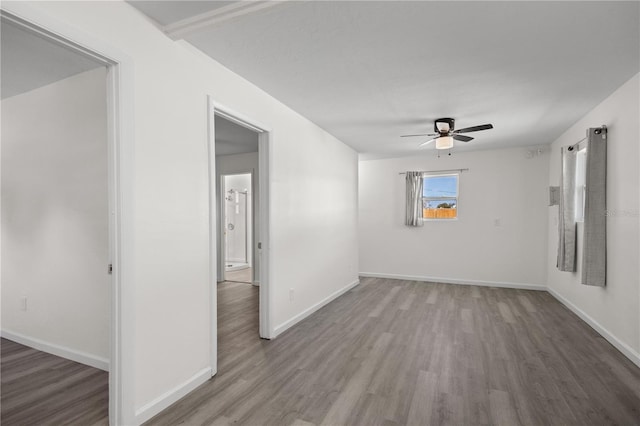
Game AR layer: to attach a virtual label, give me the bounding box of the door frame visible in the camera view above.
[0,5,135,425]
[207,98,272,376]
[220,171,255,282]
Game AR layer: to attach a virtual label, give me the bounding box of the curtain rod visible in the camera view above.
[567,137,587,152]
[398,168,469,175]
[567,125,607,151]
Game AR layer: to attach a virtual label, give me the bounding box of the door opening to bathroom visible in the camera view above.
[222,173,253,284]
[211,106,271,378]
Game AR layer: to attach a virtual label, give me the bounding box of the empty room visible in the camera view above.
[1,13,112,424]
[0,1,638,426]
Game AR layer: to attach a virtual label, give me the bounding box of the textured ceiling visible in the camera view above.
[128,1,235,26]
[1,18,103,99]
[215,115,259,156]
[135,2,639,158]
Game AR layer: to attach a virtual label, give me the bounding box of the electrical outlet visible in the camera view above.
[289,288,295,301]
[20,296,27,311]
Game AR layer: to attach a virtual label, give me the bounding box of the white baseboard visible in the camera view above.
[359,272,546,291]
[1,329,109,371]
[273,278,360,338]
[135,367,212,425]
[360,273,640,367]
[547,288,640,368]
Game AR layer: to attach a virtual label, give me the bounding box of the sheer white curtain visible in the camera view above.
[557,147,577,271]
[557,127,607,286]
[405,172,423,227]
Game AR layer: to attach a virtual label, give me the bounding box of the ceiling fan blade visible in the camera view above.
[418,138,437,147]
[453,134,474,142]
[401,133,438,138]
[454,124,493,133]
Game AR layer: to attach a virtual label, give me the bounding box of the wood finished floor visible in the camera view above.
[147,277,640,426]
[0,338,108,426]
[225,267,253,284]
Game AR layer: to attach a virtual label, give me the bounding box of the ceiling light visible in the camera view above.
[435,136,454,150]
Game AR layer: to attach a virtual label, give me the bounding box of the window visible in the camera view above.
[575,148,587,222]
[422,173,459,220]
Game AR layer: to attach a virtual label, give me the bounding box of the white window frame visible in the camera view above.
[422,172,460,221]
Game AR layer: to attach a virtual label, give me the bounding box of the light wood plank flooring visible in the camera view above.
[1,338,108,425]
[225,267,253,284]
[147,277,640,425]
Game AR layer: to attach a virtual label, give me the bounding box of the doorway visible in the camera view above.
[208,100,272,376]
[1,14,110,425]
[222,173,254,284]
[0,8,131,425]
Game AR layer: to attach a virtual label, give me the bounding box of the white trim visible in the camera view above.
[207,100,273,381]
[273,279,360,338]
[0,4,136,425]
[258,130,272,339]
[134,367,212,425]
[215,109,266,134]
[212,101,271,134]
[1,330,109,371]
[163,1,288,40]
[359,272,546,291]
[217,169,225,283]
[225,263,251,272]
[206,98,218,378]
[547,288,640,368]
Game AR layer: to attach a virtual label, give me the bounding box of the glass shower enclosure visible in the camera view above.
[223,173,252,273]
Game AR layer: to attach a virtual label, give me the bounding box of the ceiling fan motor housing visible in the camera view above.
[435,117,455,133]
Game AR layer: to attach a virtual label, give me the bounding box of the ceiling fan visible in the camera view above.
[401,118,493,149]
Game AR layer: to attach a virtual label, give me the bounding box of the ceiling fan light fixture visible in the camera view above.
[436,136,454,150]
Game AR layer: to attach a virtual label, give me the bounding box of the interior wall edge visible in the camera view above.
[547,288,640,368]
[358,272,547,291]
[272,278,360,338]
[0,329,109,371]
[134,366,212,425]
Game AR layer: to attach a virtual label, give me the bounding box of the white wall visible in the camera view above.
[1,68,109,365]
[546,73,639,361]
[359,146,549,288]
[216,152,259,282]
[4,2,359,422]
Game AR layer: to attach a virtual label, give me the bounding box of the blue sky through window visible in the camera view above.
[423,175,457,198]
